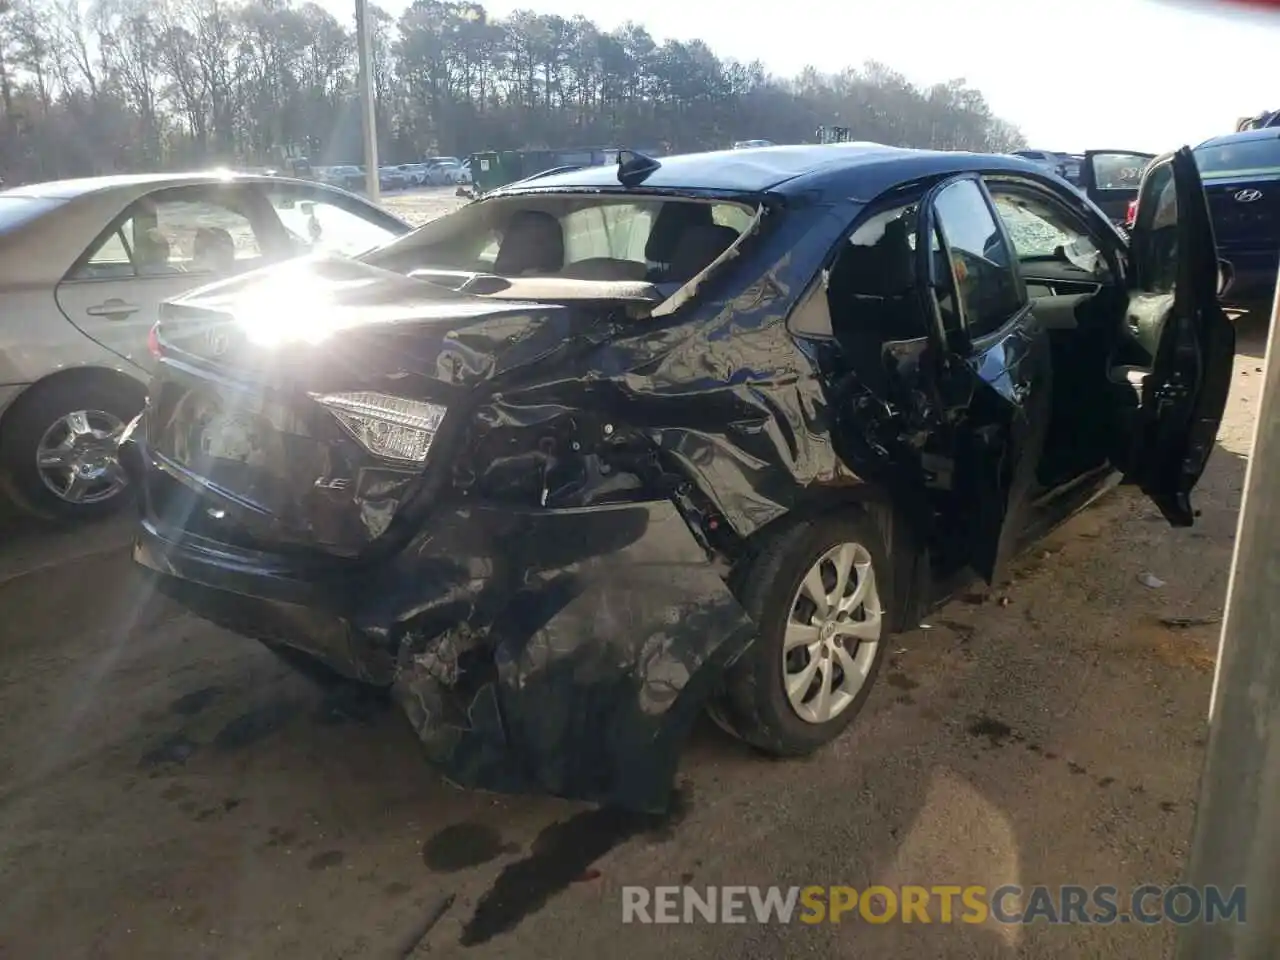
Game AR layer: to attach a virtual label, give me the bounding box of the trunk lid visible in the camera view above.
[143,256,655,560]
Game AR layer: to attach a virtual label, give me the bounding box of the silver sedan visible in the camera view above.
[0,172,411,522]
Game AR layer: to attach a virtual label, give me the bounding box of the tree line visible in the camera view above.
[0,0,1027,184]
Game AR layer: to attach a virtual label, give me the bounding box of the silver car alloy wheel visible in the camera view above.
[783,541,883,724]
[35,409,129,505]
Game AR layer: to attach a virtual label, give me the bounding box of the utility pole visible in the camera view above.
[355,0,380,202]
[1175,289,1280,959]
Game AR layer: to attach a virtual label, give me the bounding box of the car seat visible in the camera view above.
[135,229,172,275]
[192,226,236,274]
[668,224,740,282]
[827,218,919,341]
[494,210,564,275]
[645,203,714,279]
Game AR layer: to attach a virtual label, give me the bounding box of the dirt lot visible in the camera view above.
[0,194,1267,957]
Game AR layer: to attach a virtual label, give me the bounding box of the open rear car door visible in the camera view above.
[912,175,1051,584]
[1080,149,1157,225]
[1117,147,1236,525]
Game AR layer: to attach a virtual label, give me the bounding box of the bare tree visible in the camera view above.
[0,0,1026,183]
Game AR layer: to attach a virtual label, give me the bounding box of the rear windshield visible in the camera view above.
[1194,137,1280,178]
[367,193,756,285]
[0,195,64,234]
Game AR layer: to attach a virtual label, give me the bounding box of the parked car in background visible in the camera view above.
[1188,127,1280,312]
[1075,149,1156,226]
[378,166,408,191]
[733,139,775,149]
[1058,154,1083,185]
[321,165,364,192]
[0,173,411,521]
[1235,109,1280,133]
[398,163,430,186]
[123,142,1232,812]
[1011,149,1071,176]
[424,157,465,185]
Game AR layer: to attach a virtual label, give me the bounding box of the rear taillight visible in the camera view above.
[309,391,447,463]
[1124,199,1138,229]
[147,323,162,359]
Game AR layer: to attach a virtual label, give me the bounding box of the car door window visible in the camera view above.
[819,202,927,341]
[1091,154,1150,190]
[932,179,1024,338]
[988,189,1111,280]
[150,198,263,274]
[77,228,136,280]
[266,188,401,258]
[72,192,267,281]
[1133,162,1179,294]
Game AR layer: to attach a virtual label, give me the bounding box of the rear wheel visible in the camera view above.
[714,511,892,756]
[0,376,143,523]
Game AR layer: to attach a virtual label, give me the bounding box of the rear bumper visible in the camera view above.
[124,427,756,811]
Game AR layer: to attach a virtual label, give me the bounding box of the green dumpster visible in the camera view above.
[468,151,509,194]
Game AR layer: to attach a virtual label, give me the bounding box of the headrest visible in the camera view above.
[494,210,564,275]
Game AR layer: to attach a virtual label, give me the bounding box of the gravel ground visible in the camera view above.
[0,187,1266,957]
[382,187,470,226]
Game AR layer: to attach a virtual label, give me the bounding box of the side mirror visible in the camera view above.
[1217,258,1234,298]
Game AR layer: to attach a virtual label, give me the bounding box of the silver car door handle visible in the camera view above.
[85,299,140,318]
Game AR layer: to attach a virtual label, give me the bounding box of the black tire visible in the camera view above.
[0,375,144,523]
[714,510,893,756]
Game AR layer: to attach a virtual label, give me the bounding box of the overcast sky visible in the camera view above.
[316,0,1280,153]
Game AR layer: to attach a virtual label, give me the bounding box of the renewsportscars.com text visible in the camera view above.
[621,884,1247,925]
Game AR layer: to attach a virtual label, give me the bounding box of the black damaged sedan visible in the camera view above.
[121,143,1234,812]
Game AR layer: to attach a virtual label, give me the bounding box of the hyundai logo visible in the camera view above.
[1234,189,1263,203]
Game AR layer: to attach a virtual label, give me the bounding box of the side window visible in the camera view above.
[1091,153,1150,190]
[268,189,400,258]
[932,179,1024,338]
[73,192,268,281]
[822,202,926,341]
[930,225,961,332]
[1133,162,1178,294]
[145,198,264,275]
[989,189,1111,280]
[76,228,135,280]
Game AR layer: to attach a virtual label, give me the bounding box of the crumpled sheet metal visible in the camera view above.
[162,193,925,812]
[381,501,756,813]
[371,196,932,811]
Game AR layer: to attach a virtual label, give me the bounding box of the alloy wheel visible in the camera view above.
[783,542,883,724]
[35,409,129,505]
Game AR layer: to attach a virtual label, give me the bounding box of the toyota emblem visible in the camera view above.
[1234,188,1263,203]
[203,328,230,357]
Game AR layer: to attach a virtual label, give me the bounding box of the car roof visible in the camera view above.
[1196,128,1280,150]
[495,142,1048,199]
[2,171,307,200]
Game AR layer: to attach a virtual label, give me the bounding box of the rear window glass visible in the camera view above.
[370,195,755,285]
[0,196,64,234]
[1194,138,1280,178]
